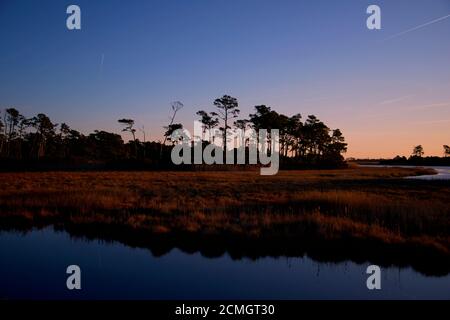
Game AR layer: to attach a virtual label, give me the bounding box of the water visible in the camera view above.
[362,165,450,180]
[1,228,450,300]
[405,166,450,180]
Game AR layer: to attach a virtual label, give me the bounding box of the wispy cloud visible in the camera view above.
[410,119,450,125]
[414,102,450,110]
[379,95,414,105]
[384,13,450,41]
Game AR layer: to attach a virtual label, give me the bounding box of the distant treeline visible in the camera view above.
[379,145,450,166]
[352,145,450,166]
[380,156,450,166]
[0,95,348,171]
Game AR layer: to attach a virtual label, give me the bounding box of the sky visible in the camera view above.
[0,0,449,158]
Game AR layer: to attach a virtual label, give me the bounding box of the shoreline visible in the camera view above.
[1,166,449,275]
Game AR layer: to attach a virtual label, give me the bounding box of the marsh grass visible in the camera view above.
[1,167,449,259]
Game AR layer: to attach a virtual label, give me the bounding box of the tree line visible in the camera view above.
[0,95,348,170]
[412,145,450,158]
[379,144,450,166]
[196,96,347,166]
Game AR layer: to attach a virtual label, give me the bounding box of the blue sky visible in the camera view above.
[1,0,449,157]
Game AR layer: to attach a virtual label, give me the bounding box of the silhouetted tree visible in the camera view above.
[2,108,22,157]
[0,110,4,156]
[118,119,136,141]
[412,145,424,157]
[88,130,125,160]
[58,123,72,159]
[118,119,137,158]
[60,123,71,137]
[287,114,302,157]
[197,110,219,143]
[444,145,450,157]
[234,119,250,148]
[324,129,348,163]
[0,101,352,169]
[12,114,29,159]
[161,101,184,157]
[27,113,57,159]
[139,126,147,158]
[246,106,347,165]
[234,119,249,130]
[212,95,240,151]
[5,108,20,141]
[164,123,184,145]
[249,105,276,153]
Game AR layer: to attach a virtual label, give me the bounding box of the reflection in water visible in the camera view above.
[1,228,450,300]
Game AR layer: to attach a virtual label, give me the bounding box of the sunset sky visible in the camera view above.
[0,0,449,158]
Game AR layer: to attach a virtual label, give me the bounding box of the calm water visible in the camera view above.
[405,166,450,180]
[1,228,450,300]
[362,165,450,180]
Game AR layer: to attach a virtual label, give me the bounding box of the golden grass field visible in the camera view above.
[1,166,450,269]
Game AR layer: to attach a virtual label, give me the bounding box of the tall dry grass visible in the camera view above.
[0,167,449,254]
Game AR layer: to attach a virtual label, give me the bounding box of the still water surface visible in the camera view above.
[1,228,450,300]
[405,166,450,180]
[362,165,450,180]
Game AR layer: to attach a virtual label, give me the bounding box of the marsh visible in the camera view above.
[1,166,449,274]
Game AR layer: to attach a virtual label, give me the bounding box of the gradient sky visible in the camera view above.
[0,0,449,158]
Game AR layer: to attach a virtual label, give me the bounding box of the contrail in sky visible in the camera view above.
[99,53,105,75]
[379,94,414,105]
[384,13,450,41]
